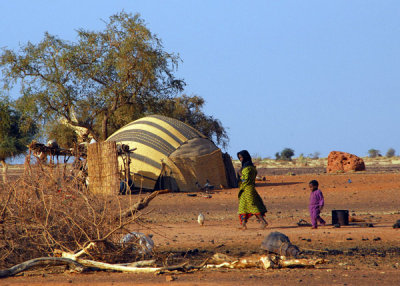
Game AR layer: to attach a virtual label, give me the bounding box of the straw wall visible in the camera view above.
[87,141,120,195]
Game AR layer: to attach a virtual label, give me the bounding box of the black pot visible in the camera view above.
[332,210,349,226]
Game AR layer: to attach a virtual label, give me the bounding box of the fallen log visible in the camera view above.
[72,258,162,273]
[117,260,156,267]
[279,257,326,268]
[207,253,328,270]
[156,258,210,274]
[58,244,162,273]
[0,252,328,277]
[0,257,83,278]
[0,257,162,277]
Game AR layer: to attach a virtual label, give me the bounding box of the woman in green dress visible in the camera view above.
[237,150,268,230]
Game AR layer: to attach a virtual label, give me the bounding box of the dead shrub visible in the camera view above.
[0,162,145,268]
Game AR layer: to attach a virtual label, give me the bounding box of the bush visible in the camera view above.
[280,148,295,161]
[368,149,381,158]
[386,148,395,158]
[0,162,144,268]
[297,154,307,166]
[308,152,320,159]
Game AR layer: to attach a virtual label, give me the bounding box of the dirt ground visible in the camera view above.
[2,169,400,285]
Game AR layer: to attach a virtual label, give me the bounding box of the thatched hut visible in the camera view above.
[106,115,236,192]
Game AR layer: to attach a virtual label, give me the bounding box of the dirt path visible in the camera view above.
[3,172,400,285]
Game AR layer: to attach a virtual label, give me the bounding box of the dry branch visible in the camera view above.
[70,258,162,273]
[279,257,327,268]
[117,260,156,267]
[0,186,15,223]
[0,250,328,278]
[206,253,328,270]
[0,257,83,278]
[119,189,170,220]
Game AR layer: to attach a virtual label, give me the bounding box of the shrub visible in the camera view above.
[368,149,381,158]
[308,152,320,159]
[297,154,307,166]
[386,148,395,158]
[0,162,145,268]
[280,148,295,161]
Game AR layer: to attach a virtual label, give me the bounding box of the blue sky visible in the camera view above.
[1,1,399,159]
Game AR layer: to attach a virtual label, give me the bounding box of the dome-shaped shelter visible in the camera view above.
[106,115,232,192]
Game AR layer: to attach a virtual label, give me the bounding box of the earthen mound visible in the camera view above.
[327,151,365,173]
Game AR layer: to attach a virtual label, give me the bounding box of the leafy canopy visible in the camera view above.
[385,148,395,158]
[368,149,380,158]
[275,148,295,161]
[1,12,227,147]
[0,96,37,162]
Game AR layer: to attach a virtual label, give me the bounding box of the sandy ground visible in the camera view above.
[2,171,400,285]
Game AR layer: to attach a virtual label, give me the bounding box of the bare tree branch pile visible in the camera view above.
[0,161,168,269]
[0,245,328,278]
[206,253,327,270]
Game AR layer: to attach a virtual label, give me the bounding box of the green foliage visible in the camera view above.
[275,152,281,160]
[278,148,295,161]
[1,11,226,146]
[47,123,78,149]
[368,149,381,158]
[386,148,395,158]
[0,96,37,161]
[0,12,227,146]
[107,94,228,148]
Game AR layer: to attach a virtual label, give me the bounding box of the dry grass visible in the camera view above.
[232,156,400,169]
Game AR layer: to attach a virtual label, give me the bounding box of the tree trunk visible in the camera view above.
[101,114,109,141]
[0,160,8,184]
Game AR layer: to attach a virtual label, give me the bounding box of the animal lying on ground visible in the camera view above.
[260,231,300,257]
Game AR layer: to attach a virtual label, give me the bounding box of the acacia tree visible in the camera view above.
[386,148,395,158]
[368,149,380,158]
[0,12,186,142]
[0,96,37,183]
[276,148,295,161]
[162,95,228,148]
[107,94,228,148]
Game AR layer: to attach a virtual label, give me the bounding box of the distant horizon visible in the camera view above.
[6,147,399,166]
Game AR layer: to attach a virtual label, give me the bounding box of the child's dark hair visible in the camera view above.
[309,180,319,187]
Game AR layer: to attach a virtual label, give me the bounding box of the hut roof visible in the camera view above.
[106,115,218,190]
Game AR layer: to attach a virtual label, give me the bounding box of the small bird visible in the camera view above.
[198,213,205,226]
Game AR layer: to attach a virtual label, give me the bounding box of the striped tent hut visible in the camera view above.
[106,115,232,192]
